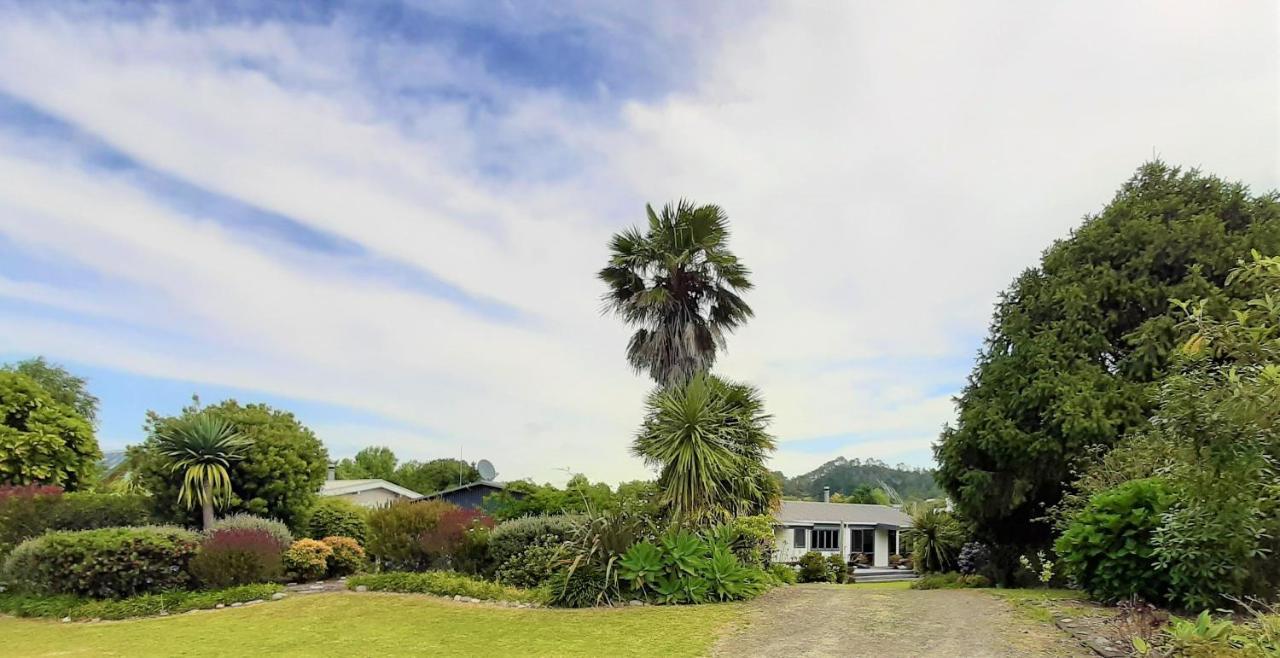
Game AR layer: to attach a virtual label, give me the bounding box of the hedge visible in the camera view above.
[347,571,547,604]
[0,489,151,557]
[2,526,200,598]
[0,583,283,620]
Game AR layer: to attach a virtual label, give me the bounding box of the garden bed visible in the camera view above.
[0,583,284,621]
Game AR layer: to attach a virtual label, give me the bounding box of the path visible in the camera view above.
[711,584,1090,658]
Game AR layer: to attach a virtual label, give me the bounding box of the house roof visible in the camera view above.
[319,479,424,500]
[423,480,508,498]
[774,500,912,528]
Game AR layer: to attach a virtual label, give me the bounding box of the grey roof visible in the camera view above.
[320,479,424,500]
[422,480,508,498]
[774,500,912,528]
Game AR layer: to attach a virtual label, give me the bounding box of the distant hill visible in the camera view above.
[778,457,943,502]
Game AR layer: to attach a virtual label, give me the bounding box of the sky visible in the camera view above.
[0,1,1276,486]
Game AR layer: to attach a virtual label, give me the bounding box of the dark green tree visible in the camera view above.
[132,399,328,531]
[935,162,1280,576]
[0,372,100,490]
[599,200,753,386]
[335,446,398,481]
[3,357,99,427]
[392,458,480,495]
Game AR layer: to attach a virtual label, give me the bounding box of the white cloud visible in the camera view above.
[0,1,1274,483]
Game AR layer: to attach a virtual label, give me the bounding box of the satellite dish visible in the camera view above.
[476,459,497,481]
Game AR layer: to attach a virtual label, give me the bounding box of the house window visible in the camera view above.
[812,528,838,551]
[793,527,806,549]
[850,528,874,556]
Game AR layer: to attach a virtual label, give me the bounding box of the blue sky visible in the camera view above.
[0,1,1275,483]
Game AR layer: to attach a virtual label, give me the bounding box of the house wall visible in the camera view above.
[327,488,404,508]
[774,525,896,567]
[874,527,890,567]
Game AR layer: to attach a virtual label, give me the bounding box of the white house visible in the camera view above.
[772,499,912,567]
[318,466,424,508]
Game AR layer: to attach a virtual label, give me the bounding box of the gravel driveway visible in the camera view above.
[711,584,1090,658]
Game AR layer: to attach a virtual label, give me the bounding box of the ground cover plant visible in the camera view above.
[0,583,282,620]
[347,571,546,604]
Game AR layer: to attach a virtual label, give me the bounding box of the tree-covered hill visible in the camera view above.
[778,457,942,502]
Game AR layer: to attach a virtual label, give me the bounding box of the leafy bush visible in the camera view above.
[495,540,563,589]
[2,526,199,598]
[550,508,653,607]
[189,528,286,588]
[420,506,494,574]
[613,528,770,606]
[487,514,580,567]
[957,542,991,576]
[909,572,991,590]
[210,514,293,547]
[365,499,451,571]
[283,538,332,581]
[0,488,150,558]
[306,497,368,544]
[321,536,365,576]
[768,563,797,584]
[1055,478,1169,603]
[907,505,966,573]
[797,551,832,583]
[346,571,546,604]
[0,583,282,620]
[725,515,776,568]
[826,554,849,583]
[0,372,100,490]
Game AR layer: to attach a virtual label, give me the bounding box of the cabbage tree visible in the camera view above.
[154,413,250,530]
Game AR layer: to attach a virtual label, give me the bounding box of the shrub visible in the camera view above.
[487,514,579,567]
[910,572,992,590]
[826,554,849,583]
[0,372,99,490]
[321,536,365,576]
[419,507,494,574]
[189,528,286,588]
[726,515,776,568]
[0,488,150,558]
[957,542,991,576]
[1055,478,1169,604]
[906,505,965,573]
[2,526,199,598]
[550,508,652,607]
[306,498,368,544]
[0,584,282,620]
[347,571,546,604]
[209,514,293,547]
[494,539,563,589]
[797,551,832,583]
[768,563,797,585]
[283,538,332,581]
[365,499,452,571]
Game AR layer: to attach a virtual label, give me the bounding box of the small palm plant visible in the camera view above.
[906,503,965,573]
[154,413,251,530]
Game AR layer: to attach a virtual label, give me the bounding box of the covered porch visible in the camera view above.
[772,522,906,567]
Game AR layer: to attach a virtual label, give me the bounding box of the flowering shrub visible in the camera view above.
[189,528,287,588]
[2,526,200,598]
[321,536,365,576]
[957,542,991,576]
[284,539,332,581]
[209,514,293,548]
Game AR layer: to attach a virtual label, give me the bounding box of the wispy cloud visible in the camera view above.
[0,1,1274,482]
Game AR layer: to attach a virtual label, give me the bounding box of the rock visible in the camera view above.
[453,595,463,601]
[215,604,225,609]
[90,618,101,623]
[468,597,481,603]
[247,599,264,605]
[309,585,324,590]
[271,593,287,601]
[629,600,645,607]
[61,617,71,623]
[159,611,169,616]
[1060,618,1073,624]
[286,582,297,586]
[355,585,368,593]
[230,602,243,608]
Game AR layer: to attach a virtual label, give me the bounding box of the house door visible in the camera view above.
[848,528,874,565]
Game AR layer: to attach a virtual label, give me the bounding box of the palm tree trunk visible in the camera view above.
[202,497,215,531]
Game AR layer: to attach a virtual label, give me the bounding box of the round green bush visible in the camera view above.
[0,490,152,559]
[1055,478,1170,604]
[796,551,832,583]
[320,536,365,577]
[284,538,332,581]
[210,514,293,547]
[2,526,200,598]
[307,498,368,544]
[494,539,563,588]
[768,563,797,584]
[487,514,579,567]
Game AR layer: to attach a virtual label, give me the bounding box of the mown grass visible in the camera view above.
[988,588,1094,624]
[0,591,746,657]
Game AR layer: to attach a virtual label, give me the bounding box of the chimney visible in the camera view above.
[823,486,830,503]
[327,462,336,481]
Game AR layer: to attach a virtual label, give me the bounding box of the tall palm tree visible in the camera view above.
[632,373,777,523]
[599,201,754,387]
[154,413,251,530]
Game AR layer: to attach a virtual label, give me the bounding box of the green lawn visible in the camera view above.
[1,592,746,657]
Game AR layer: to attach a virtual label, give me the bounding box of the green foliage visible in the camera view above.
[495,541,563,589]
[152,411,251,529]
[713,514,775,568]
[796,551,833,583]
[210,513,293,548]
[3,526,200,598]
[907,505,965,573]
[768,563,797,584]
[485,477,656,521]
[334,446,397,481]
[306,497,368,544]
[320,536,365,577]
[393,459,480,496]
[283,538,332,581]
[3,357,99,427]
[936,163,1280,574]
[599,200,754,387]
[0,583,283,620]
[633,373,778,523]
[0,372,100,490]
[826,554,849,583]
[188,527,287,588]
[1055,478,1169,603]
[615,528,770,605]
[0,489,151,557]
[488,514,580,568]
[364,499,453,571]
[346,571,547,604]
[909,572,992,590]
[549,507,653,607]
[779,457,943,503]
[134,399,329,531]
